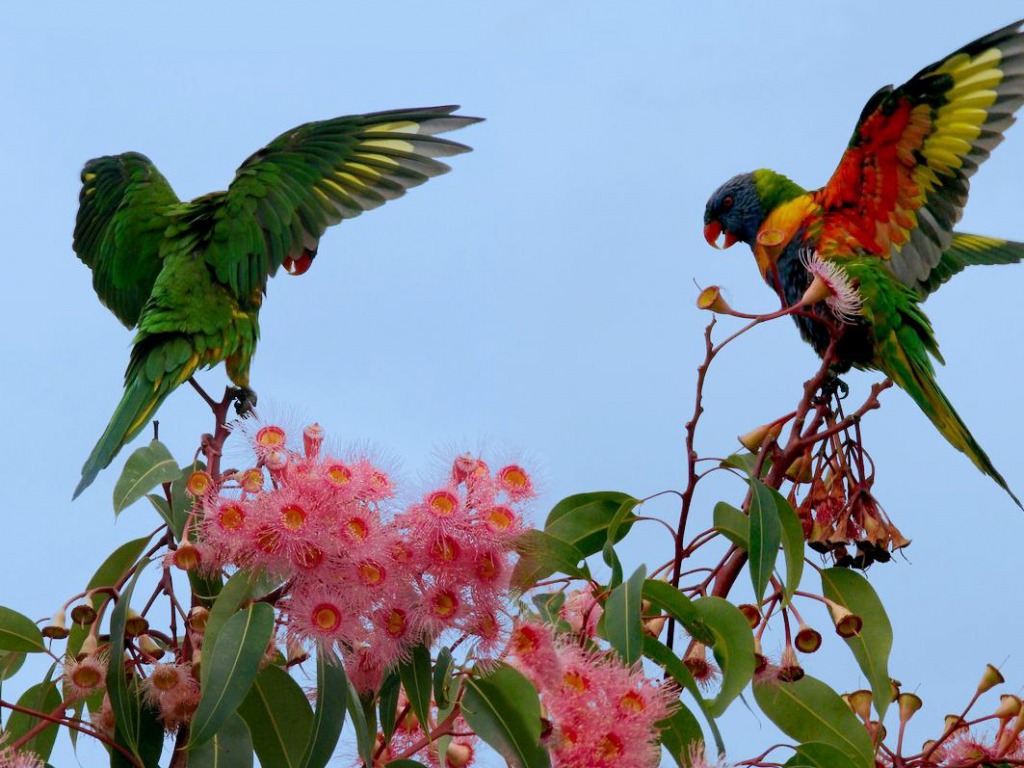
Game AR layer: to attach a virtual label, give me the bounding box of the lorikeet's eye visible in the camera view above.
[721,195,734,212]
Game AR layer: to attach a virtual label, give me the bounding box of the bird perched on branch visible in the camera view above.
[703,19,1024,506]
[74,106,481,498]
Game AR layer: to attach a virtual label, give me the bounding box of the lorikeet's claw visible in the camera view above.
[813,373,849,405]
[231,386,258,417]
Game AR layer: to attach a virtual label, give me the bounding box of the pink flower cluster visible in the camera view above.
[507,622,674,768]
[195,423,532,691]
[0,745,43,768]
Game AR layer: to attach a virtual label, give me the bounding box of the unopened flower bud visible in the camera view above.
[643,615,667,639]
[124,610,148,638]
[42,609,69,640]
[976,664,1005,695]
[70,603,98,627]
[846,689,872,721]
[944,714,966,732]
[828,603,862,637]
[696,285,732,314]
[738,604,761,629]
[866,720,886,741]
[898,693,922,725]
[785,454,813,483]
[995,694,1022,719]
[187,607,209,634]
[794,624,822,654]
[303,423,324,459]
[172,542,201,571]
[138,633,164,661]
[738,422,782,453]
[77,633,99,661]
[446,742,474,768]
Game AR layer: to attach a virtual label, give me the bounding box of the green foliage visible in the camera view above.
[5,672,62,763]
[237,664,314,768]
[112,439,182,514]
[189,713,255,768]
[0,606,46,653]
[461,663,550,768]
[298,655,348,768]
[602,565,646,664]
[748,479,782,603]
[694,597,756,717]
[398,644,434,740]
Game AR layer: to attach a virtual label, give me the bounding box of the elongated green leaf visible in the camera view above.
[544,491,637,555]
[753,674,874,768]
[0,606,45,652]
[821,568,892,722]
[298,655,347,768]
[530,593,567,627]
[110,690,163,768]
[461,663,550,768]
[191,602,275,746]
[170,460,205,539]
[657,705,704,767]
[202,571,275,686]
[721,451,771,476]
[748,479,781,603]
[108,562,148,761]
[346,680,375,767]
[68,534,154,659]
[785,741,862,768]
[399,643,433,734]
[603,565,646,664]
[189,712,254,768]
[768,486,805,606]
[0,650,26,680]
[511,530,588,589]
[695,597,756,717]
[605,497,640,553]
[379,671,401,743]
[712,502,748,549]
[642,637,725,756]
[6,673,61,762]
[113,440,182,514]
[237,665,314,768]
[641,579,710,643]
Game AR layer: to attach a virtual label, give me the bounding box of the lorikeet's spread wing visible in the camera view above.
[814,19,1024,292]
[188,105,482,299]
[73,152,181,328]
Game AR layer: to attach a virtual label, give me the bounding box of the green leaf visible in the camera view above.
[530,593,567,627]
[169,460,205,539]
[784,741,863,768]
[641,579,710,643]
[544,491,637,555]
[642,636,724,756]
[6,673,61,762]
[768,486,805,607]
[461,662,550,768]
[398,643,433,735]
[202,571,276,685]
[721,451,771,476]
[511,530,588,589]
[345,680,375,768]
[748,479,781,603]
[605,496,641,555]
[695,597,756,717]
[753,674,874,768]
[109,690,164,768]
[657,705,704,767]
[189,712,254,768]
[190,602,276,746]
[0,650,26,680]
[68,534,155,659]
[0,606,45,653]
[379,671,401,743]
[237,665,314,768]
[821,568,893,722]
[297,655,347,768]
[113,439,182,514]
[712,502,748,550]
[107,561,149,762]
[603,565,646,664]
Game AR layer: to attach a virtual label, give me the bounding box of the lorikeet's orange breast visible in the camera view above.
[754,195,822,280]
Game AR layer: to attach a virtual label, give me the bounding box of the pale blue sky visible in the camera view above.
[2,2,1023,765]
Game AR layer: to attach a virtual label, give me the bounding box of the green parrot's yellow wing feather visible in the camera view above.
[187,105,482,299]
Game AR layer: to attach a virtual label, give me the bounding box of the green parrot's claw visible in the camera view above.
[231,386,258,417]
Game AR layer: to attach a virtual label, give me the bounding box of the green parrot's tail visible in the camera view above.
[882,326,1022,509]
[74,343,198,499]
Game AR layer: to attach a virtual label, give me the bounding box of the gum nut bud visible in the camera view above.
[70,603,98,626]
[753,637,767,675]
[77,633,99,661]
[186,470,214,497]
[643,615,667,638]
[829,604,863,637]
[995,694,1023,719]
[977,664,1005,695]
[756,227,785,257]
[738,604,762,628]
[944,714,965,732]
[738,422,782,453]
[266,449,289,473]
[303,423,324,459]
[696,285,732,314]
[785,455,813,483]
[188,607,210,634]
[124,610,149,638]
[172,543,201,571]
[1010,706,1024,737]
[138,634,164,660]
[800,274,834,307]
[847,690,873,721]
[795,624,822,654]
[866,721,886,741]
[446,742,474,768]
[42,609,69,640]
[898,693,923,724]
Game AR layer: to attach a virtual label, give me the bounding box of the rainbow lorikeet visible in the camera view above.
[73,106,480,498]
[703,20,1024,506]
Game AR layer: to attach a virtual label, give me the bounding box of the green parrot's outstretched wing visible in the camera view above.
[188,105,482,300]
[918,232,1024,297]
[814,19,1024,292]
[73,152,180,328]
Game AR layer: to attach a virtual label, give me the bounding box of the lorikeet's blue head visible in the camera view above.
[703,172,764,250]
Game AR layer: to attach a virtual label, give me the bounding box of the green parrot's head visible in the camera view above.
[703,169,805,250]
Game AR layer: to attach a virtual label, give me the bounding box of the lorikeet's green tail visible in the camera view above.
[921,234,1024,298]
[879,321,1022,510]
[74,340,199,499]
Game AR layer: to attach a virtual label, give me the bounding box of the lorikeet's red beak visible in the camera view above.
[704,221,738,250]
[284,249,316,276]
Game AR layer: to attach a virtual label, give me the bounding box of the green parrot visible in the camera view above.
[702,20,1024,506]
[74,106,480,498]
